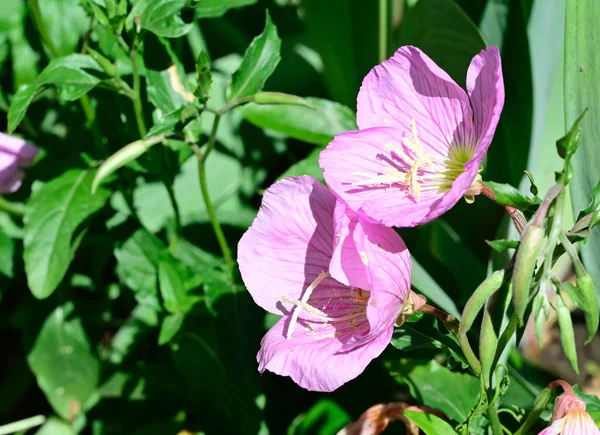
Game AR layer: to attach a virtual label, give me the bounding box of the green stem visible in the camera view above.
[379,0,388,63]
[492,312,519,370]
[130,48,147,138]
[128,39,181,235]
[28,0,61,57]
[0,197,25,217]
[542,190,565,283]
[197,115,234,275]
[0,415,45,435]
[486,398,504,435]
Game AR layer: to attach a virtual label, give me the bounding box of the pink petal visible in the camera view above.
[320,127,478,227]
[0,153,25,194]
[238,176,336,314]
[0,133,39,165]
[330,202,411,342]
[357,45,475,153]
[258,315,393,392]
[562,411,600,434]
[466,47,505,159]
[538,418,566,435]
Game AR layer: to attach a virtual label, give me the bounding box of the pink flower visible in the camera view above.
[0,133,39,194]
[319,45,504,227]
[539,394,599,435]
[238,176,411,392]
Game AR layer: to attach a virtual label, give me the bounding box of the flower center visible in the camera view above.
[282,272,371,340]
[351,120,477,201]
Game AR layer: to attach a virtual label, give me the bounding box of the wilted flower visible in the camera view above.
[238,176,412,392]
[320,45,504,227]
[0,133,39,194]
[539,393,600,434]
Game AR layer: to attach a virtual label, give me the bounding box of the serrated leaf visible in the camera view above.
[228,11,281,101]
[126,0,192,38]
[24,169,110,299]
[146,66,193,113]
[8,55,103,132]
[242,97,357,146]
[193,0,258,18]
[28,303,100,421]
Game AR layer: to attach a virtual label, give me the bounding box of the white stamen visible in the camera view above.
[285,271,329,339]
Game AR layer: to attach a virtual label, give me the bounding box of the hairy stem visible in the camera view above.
[197,114,234,275]
[486,400,504,435]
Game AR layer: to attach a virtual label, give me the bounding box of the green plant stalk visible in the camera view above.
[198,115,234,276]
[0,415,45,435]
[486,398,503,435]
[0,197,25,217]
[379,0,388,63]
[542,190,565,283]
[128,42,182,237]
[28,0,61,57]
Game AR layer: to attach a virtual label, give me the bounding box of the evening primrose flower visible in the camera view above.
[238,176,412,392]
[0,133,39,194]
[539,393,600,435]
[320,45,504,227]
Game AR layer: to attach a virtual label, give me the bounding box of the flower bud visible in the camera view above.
[576,273,599,344]
[512,223,544,325]
[555,294,579,374]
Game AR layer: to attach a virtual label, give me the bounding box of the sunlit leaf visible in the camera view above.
[24,169,110,299]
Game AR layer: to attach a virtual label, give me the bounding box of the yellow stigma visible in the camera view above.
[352,120,432,200]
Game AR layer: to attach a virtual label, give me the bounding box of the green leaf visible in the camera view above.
[402,410,458,435]
[38,0,89,55]
[7,84,37,133]
[158,260,200,314]
[28,303,100,420]
[108,304,159,365]
[8,55,103,132]
[566,0,600,299]
[484,0,534,186]
[126,0,192,38]
[114,229,168,308]
[158,313,185,345]
[194,51,211,104]
[228,11,281,101]
[23,169,110,299]
[0,225,14,278]
[193,0,257,18]
[242,97,357,146]
[301,0,359,107]
[484,181,537,211]
[398,0,485,86]
[390,315,467,365]
[277,148,324,183]
[386,359,479,423]
[35,417,73,435]
[288,399,350,434]
[146,66,193,114]
[411,256,460,318]
[486,239,519,253]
